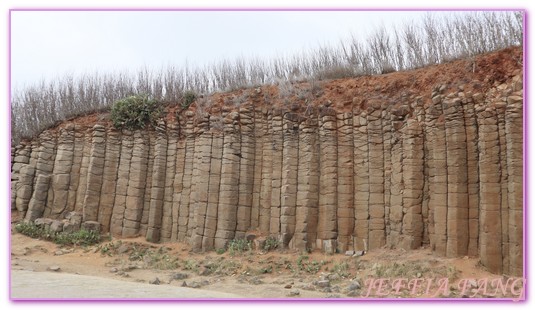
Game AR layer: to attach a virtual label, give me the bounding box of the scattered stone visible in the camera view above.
[249,277,263,285]
[34,218,53,228]
[81,221,101,233]
[47,266,60,272]
[352,251,365,257]
[62,222,78,234]
[54,250,64,256]
[65,212,82,226]
[322,240,336,254]
[110,267,118,273]
[199,267,212,276]
[245,234,256,241]
[317,280,330,288]
[149,277,160,285]
[284,284,292,289]
[170,272,189,280]
[187,281,202,289]
[347,281,361,291]
[327,274,340,281]
[117,244,130,254]
[299,283,316,291]
[253,238,266,250]
[286,289,300,297]
[345,250,355,256]
[49,220,64,233]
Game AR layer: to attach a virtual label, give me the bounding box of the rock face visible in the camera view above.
[11,73,523,277]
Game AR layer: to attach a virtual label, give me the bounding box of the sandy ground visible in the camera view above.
[10,231,523,300]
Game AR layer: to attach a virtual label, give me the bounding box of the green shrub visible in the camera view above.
[182,91,196,109]
[296,255,326,274]
[110,95,162,130]
[14,222,101,246]
[332,261,350,278]
[264,236,280,251]
[228,239,252,256]
[14,222,45,238]
[53,229,101,246]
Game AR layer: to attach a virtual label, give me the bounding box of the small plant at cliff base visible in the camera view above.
[14,222,45,239]
[15,222,101,246]
[263,236,280,252]
[110,95,162,130]
[129,245,148,261]
[182,91,197,109]
[184,259,199,272]
[296,255,326,274]
[227,239,252,256]
[53,229,101,247]
[145,247,180,270]
[332,261,350,278]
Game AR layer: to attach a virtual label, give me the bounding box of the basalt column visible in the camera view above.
[74,129,91,214]
[426,94,448,256]
[190,114,212,249]
[280,111,299,247]
[177,112,195,242]
[505,89,523,277]
[336,112,354,251]
[49,125,75,218]
[171,116,188,242]
[388,106,405,246]
[367,102,386,250]
[400,119,424,249]
[463,93,480,257]
[443,96,469,257]
[317,106,338,251]
[122,131,148,237]
[146,123,168,242]
[251,107,264,230]
[203,117,224,250]
[160,124,179,242]
[258,109,273,234]
[82,125,107,223]
[24,132,56,222]
[98,130,120,233]
[477,105,502,274]
[295,114,319,250]
[353,110,369,251]
[214,110,240,249]
[110,130,133,236]
[236,106,255,239]
[14,143,34,213]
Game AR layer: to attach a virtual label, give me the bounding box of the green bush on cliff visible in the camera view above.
[110,95,162,130]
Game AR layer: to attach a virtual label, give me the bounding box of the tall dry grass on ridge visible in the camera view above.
[11,11,523,144]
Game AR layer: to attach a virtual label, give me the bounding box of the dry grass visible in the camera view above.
[11,11,522,143]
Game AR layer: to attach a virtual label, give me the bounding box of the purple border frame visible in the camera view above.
[7,7,528,304]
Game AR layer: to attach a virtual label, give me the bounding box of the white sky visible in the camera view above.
[10,10,434,89]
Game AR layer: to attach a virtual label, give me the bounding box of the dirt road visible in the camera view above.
[11,270,242,299]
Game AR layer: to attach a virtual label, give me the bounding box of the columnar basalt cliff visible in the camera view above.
[11,48,524,276]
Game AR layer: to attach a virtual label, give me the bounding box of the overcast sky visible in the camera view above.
[10,10,438,90]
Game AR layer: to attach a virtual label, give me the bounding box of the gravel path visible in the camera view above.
[11,270,242,299]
